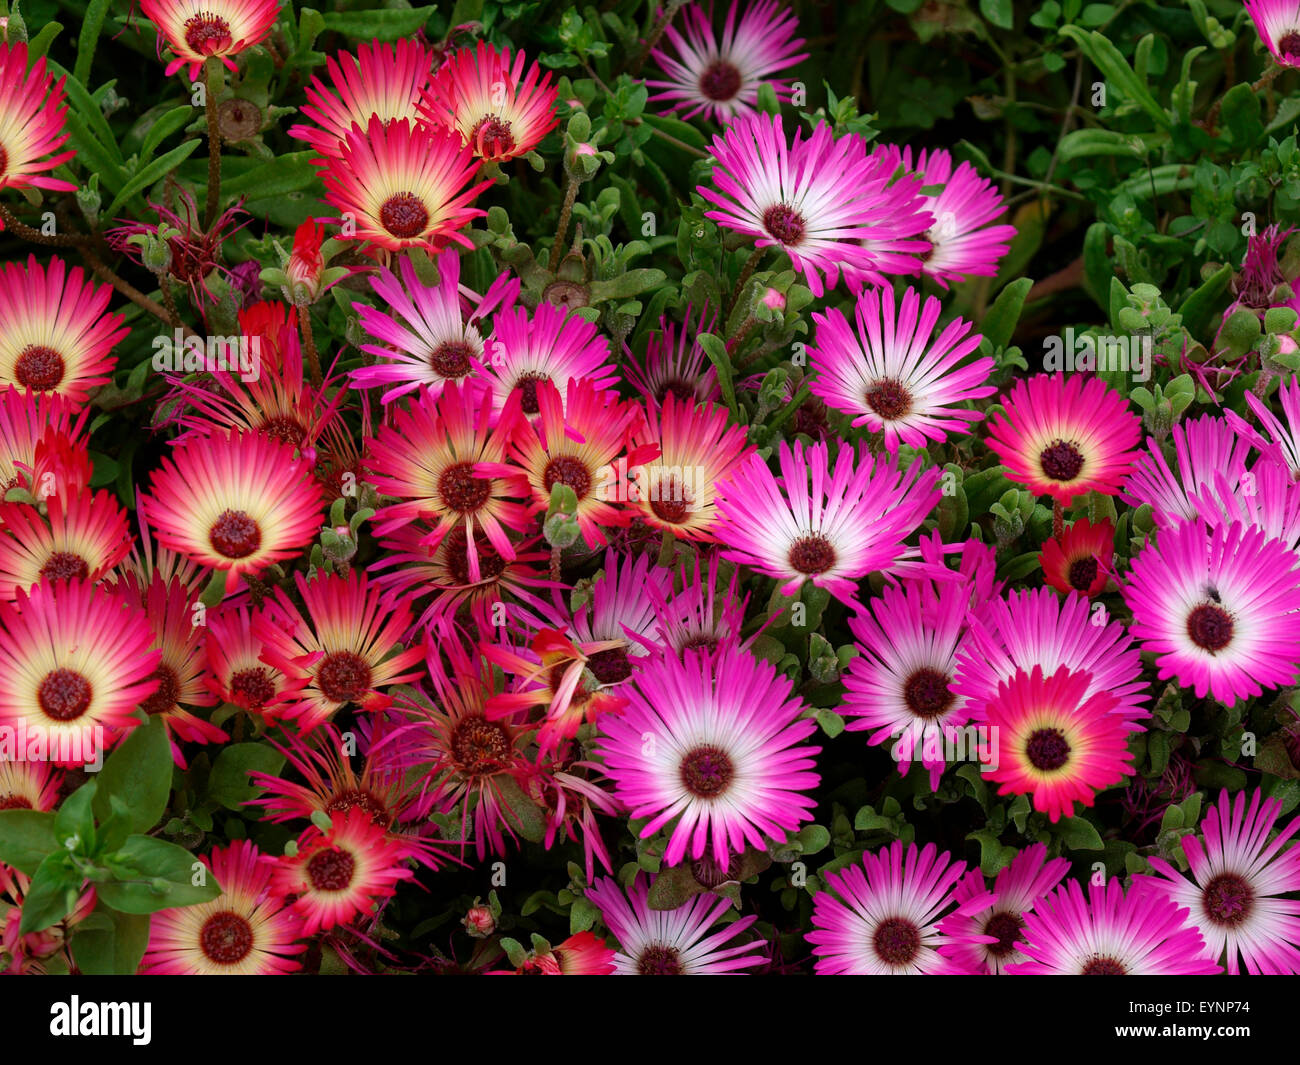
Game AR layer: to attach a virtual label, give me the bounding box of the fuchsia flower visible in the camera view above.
[0,488,131,599]
[647,0,808,123]
[622,305,720,408]
[808,284,995,452]
[1245,0,1300,68]
[1123,413,1256,526]
[0,42,77,197]
[141,0,281,80]
[1226,374,1300,477]
[1038,517,1114,597]
[0,759,60,811]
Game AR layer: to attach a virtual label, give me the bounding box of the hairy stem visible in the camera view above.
[203,58,223,230]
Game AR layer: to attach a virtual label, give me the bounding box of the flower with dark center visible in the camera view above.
[0,794,32,810]
[762,203,806,246]
[512,373,549,415]
[140,665,181,716]
[788,533,836,575]
[1081,955,1126,974]
[451,715,512,776]
[323,789,391,827]
[681,633,719,654]
[679,744,734,798]
[443,527,508,585]
[1281,30,1300,58]
[1025,727,1071,772]
[379,191,430,239]
[656,379,698,405]
[1201,872,1254,927]
[691,852,746,889]
[1068,556,1099,591]
[37,668,92,721]
[872,916,921,966]
[1186,603,1234,653]
[306,846,355,892]
[469,115,516,158]
[208,509,262,560]
[257,415,308,448]
[865,378,912,421]
[183,12,233,55]
[650,496,690,523]
[199,911,254,965]
[586,646,634,685]
[698,60,743,101]
[982,911,1025,958]
[1039,439,1085,482]
[637,944,686,975]
[438,461,493,513]
[315,651,373,704]
[0,145,8,179]
[543,455,593,499]
[902,667,954,719]
[13,345,64,391]
[230,667,276,709]
[429,339,475,379]
[38,551,89,582]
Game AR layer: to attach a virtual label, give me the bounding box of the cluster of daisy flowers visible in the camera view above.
[2,0,1300,980]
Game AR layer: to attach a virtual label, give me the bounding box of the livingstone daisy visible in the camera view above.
[985,373,1143,505]
[808,840,990,975]
[982,665,1135,823]
[595,645,820,866]
[256,571,426,735]
[270,807,416,935]
[320,116,491,256]
[140,840,305,975]
[290,39,432,158]
[0,43,77,195]
[646,0,808,124]
[1141,787,1300,975]
[938,844,1070,975]
[638,552,752,660]
[365,378,530,574]
[1122,413,1255,527]
[713,438,942,607]
[0,386,87,496]
[0,579,160,766]
[1038,517,1114,598]
[1226,373,1300,477]
[842,577,973,790]
[420,40,558,162]
[349,250,518,404]
[699,113,930,298]
[808,284,995,453]
[0,488,131,600]
[625,393,753,541]
[140,428,324,587]
[1123,518,1300,706]
[953,586,1148,728]
[0,256,127,403]
[622,305,720,408]
[1245,0,1300,68]
[0,760,60,811]
[586,872,767,974]
[1007,878,1220,975]
[204,603,291,717]
[1187,459,1300,553]
[140,0,282,81]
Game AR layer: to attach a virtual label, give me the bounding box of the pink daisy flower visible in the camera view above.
[0,42,77,195]
[1038,517,1114,598]
[1007,878,1220,975]
[204,602,292,718]
[808,840,991,974]
[1141,787,1300,975]
[419,40,558,162]
[0,759,61,811]
[140,0,281,81]
[563,547,675,679]
[0,256,126,403]
[0,385,88,496]
[985,373,1143,506]
[938,844,1070,975]
[289,39,432,159]
[638,551,753,660]
[622,305,720,408]
[271,807,417,935]
[586,872,767,974]
[0,579,160,767]
[1245,0,1300,68]
[1122,413,1256,527]
[595,645,820,866]
[713,438,942,607]
[982,665,1135,823]
[348,250,518,404]
[1225,374,1300,477]
[953,585,1147,728]
[1187,458,1300,553]
[808,284,995,453]
[140,840,306,975]
[139,428,324,588]
[647,0,808,124]
[1122,518,1300,706]
[320,116,490,257]
[698,112,930,298]
[0,488,130,599]
[256,571,427,735]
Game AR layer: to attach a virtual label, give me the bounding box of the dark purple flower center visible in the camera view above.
[183,12,233,56]
[438,461,493,513]
[762,203,806,246]
[315,651,372,704]
[324,788,390,826]
[451,715,512,775]
[1280,30,1300,58]
[656,379,697,405]
[903,667,954,719]
[14,345,65,391]
[691,852,745,889]
[866,378,912,421]
[637,944,685,974]
[1025,727,1071,771]
[39,551,89,582]
[698,60,743,101]
[379,192,430,239]
[260,416,306,447]
[1039,439,1085,482]
[37,668,92,721]
[429,339,475,379]
[788,534,836,575]
[1186,603,1234,652]
[470,115,516,158]
[586,646,633,685]
[1082,955,1127,975]
[543,455,593,500]
[873,916,921,966]
[1068,556,1099,591]
[231,667,275,709]
[209,509,261,560]
[140,665,181,716]
[199,910,254,964]
[0,794,32,810]
[983,911,1025,958]
[680,744,734,798]
[1202,872,1254,927]
[513,372,548,415]
[443,527,508,585]
[306,846,355,892]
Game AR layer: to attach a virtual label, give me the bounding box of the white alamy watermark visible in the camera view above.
[50,997,151,1045]
[594,460,709,505]
[0,723,105,772]
[890,724,1000,773]
[1042,327,1152,383]
[151,330,261,382]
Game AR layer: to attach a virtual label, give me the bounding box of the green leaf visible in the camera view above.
[569,896,598,935]
[54,780,98,853]
[1178,264,1232,340]
[205,742,285,811]
[74,0,112,85]
[697,332,737,415]
[92,716,173,835]
[979,0,1013,30]
[1057,27,1171,130]
[979,276,1033,349]
[1057,815,1104,851]
[320,7,437,40]
[70,907,151,975]
[104,139,201,218]
[27,20,62,61]
[0,809,59,874]
[97,836,222,914]
[645,862,703,910]
[219,152,320,199]
[19,851,82,934]
[495,775,548,844]
[47,62,124,165]
[139,106,196,165]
